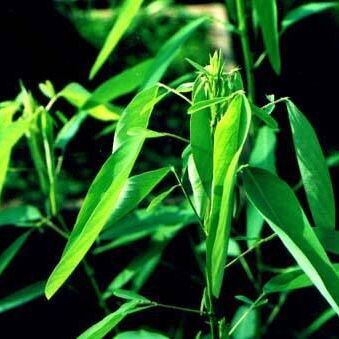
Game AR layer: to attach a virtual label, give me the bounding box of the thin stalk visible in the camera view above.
[229,293,266,336]
[206,284,219,339]
[225,233,277,269]
[171,167,204,230]
[44,218,68,239]
[235,0,255,101]
[151,301,210,316]
[83,260,110,315]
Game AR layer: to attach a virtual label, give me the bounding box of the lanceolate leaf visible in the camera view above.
[287,100,335,229]
[207,95,251,297]
[0,205,42,227]
[59,83,120,121]
[253,0,281,74]
[147,186,178,212]
[89,0,145,79]
[243,167,339,315]
[282,2,339,33]
[142,17,208,88]
[0,231,31,276]
[78,300,141,339]
[84,59,153,109]
[314,228,339,256]
[264,264,339,294]
[114,330,169,339]
[45,87,159,299]
[0,281,45,314]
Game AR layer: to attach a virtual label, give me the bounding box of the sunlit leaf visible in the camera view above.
[89,0,145,79]
[147,186,178,212]
[84,59,153,109]
[45,87,159,299]
[142,17,208,88]
[207,95,251,297]
[112,289,150,303]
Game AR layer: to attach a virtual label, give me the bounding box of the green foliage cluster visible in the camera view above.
[1,0,339,338]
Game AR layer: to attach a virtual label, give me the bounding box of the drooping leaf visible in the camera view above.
[0,205,42,227]
[251,104,279,131]
[287,100,335,229]
[84,59,153,109]
[282,2,339,33]
[142,17,208,88]
[207,95,251,297]
[59,83,120,121]
[253,0,281,74]
[89,0,145,79]
[78,300,141,339]
[0,231,31,276]
[246,126,277,246]
[243,167,339,315]
[45,87,159,299]
[0,281,45,314]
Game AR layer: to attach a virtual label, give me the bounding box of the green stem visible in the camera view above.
[235,0,255,102]
[151,301,209,316]
[225,233,277,269]
[83,260,110,315]
[229,293,266,335]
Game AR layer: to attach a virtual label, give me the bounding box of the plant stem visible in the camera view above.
[225,233,277,269]
[171,167,204,230]
[151,301,210,316]
[235,0,255,102]
[83,260,110,315]
[229,293,266,335]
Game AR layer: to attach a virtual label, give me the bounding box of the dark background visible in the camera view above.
[0,0,338,338]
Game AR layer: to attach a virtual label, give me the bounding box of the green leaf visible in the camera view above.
[54,111,87,151]
[142,17,208,88]
[207,95,251,297]
[45,87,159,299]
[253,0,281,74]
[78,300,141,339]
[112,289,150,302]
[0,231,31,276]
[84,59,153,109]
[0,112,31,197]
[231,305,258,339]
[246,126,277,246]
[190,75,213,198]
[188,96,235,114]
[114,330,169,339]
[147,186,178,212]
[96,207,193,254]
[299,308,336,339]
[0,281,45,314]
[282,2,339,32]
[314,228,339,255]
[243,167,339,315]
[59,83,120,121]
[0,205,42,227]
[39,80,55,99]
[251,104,279,131]
[89,0,145,79]
[188,154,209,219]
[327,152,339,167]
[287,100,335,229]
